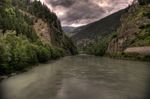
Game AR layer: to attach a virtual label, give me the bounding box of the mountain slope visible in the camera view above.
[62,26,76,37]
[72,8,128,43]
[107,1,150,60]
[81,0,150,61]
[0,0,77,75]
[62,26,76,33]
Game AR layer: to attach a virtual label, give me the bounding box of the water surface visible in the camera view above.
[0,55,150,99]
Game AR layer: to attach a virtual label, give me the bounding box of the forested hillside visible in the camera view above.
[0,0,77,75]
[84,0,150,61]
[107,0,150,60]
[71,9,128,48]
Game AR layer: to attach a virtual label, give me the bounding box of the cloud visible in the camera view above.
[39,0,134,27]
[47,0,75,7]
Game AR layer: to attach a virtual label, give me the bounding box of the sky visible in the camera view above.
[38,0,134,27]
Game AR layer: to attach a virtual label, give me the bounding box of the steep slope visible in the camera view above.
[62,26,76,33]
[0,0,77,75]
[15,0,77,54]
[72,8,128,44]
[107,1,150,60]
[62,26,76,37]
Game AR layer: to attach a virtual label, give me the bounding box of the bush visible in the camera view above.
[50,47,64,59]
[95,40,108,56]
[0,42,11,74]
[0,6,38,41]
[34,45,51,63]
[0,32,61,74]
[143,55,150,61]
[0,32,38,71]
[84,34,113,56]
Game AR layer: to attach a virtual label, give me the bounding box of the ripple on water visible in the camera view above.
[0,55,150,99]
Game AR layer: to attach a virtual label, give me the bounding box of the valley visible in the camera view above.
[64,0,150,61]
[0,0,150,99]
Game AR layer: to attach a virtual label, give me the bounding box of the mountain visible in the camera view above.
[107,1,150,60]
[62,26,76,37]
[0,0,77,75]
[80,0,150,61]
[72,8,128,43]
[62,26,76,33]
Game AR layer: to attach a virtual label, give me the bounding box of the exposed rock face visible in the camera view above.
[107,2,150,55]
[19,9,77,55]
[34,19,52,43]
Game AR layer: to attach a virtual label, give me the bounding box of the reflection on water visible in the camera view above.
[0,55,150,99]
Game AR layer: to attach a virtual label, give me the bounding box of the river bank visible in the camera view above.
[1,53,149,82]
[0,59,59,82]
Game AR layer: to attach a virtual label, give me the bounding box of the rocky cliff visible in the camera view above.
[0,0,77,75]
[107,1,150,59]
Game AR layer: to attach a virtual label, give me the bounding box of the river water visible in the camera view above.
[0,55,150,99]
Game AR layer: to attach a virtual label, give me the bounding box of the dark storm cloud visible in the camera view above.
[47,0,75,7]
[62,1,105,24]
[44,0,106,26]
[41,0,133,26]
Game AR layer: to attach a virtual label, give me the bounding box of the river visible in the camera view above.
[0,55,150,99]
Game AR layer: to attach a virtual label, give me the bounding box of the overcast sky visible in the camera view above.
[38,0,134,27]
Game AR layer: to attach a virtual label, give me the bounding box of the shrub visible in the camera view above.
[84,34,113,56]
[51,47,64,59]
[0,32,39,70]
[34,45,51,63]
[143,55,150,61]
[0,31,66,75]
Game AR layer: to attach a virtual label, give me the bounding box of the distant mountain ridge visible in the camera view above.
[62,26,76,33]
[62,26,76,37]
[72,8,128,42]
[83,0,150,61]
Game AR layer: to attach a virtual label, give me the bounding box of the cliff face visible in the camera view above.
[0,0,77,75]
[1,0,77,55]
[107,2,150,56]
[27,1,77,55]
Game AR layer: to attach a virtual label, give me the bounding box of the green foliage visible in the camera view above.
[85,39,107,56]
[94,40,108,56]
[34,46,51,63]
[143,12,150,18]
[61,35,78,55]
[28,0,58,25]
[122,52,150,61]
[84,32,117,56]
[143,55,150,61]
[11,0,59,27]
[131,24,150,46]
[0,32,38,74]
[51,47,64,59]
[0,32,64,75]
[12,0,30,10]
[0,6,38,41]
[138,0,150,5]
[0,0,77,75]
